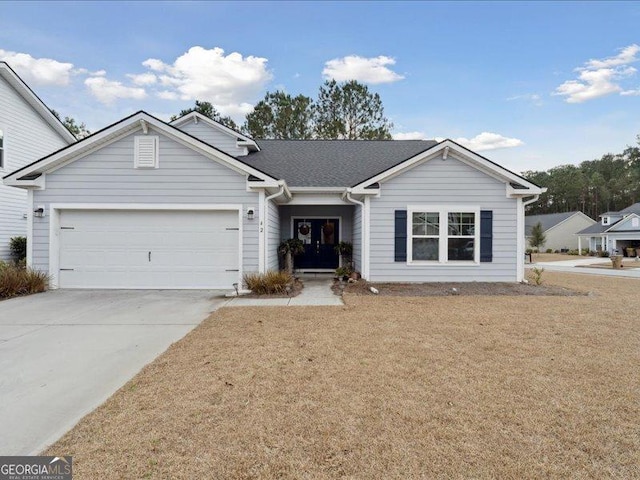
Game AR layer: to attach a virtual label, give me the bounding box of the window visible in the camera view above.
[409,207,479,263]
[602,217,610,226]
[0,128,4,169]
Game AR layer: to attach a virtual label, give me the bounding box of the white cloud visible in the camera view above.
[554,44,640,103]
[127,72,157,86]
[138,46,272,117]
[506,93,543,106]
[393,131,428,140]
[84,76,147,104]
[621,88,640,96]
[322,55,404,84]
[0,49,75,86]
[451,132,524,152]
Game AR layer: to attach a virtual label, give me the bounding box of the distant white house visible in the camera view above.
[577,202,640,256]
[0,62,76,260]
[525,211,595,251]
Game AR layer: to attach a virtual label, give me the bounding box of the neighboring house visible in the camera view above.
[3,111,544,289]
[0,62,76,260]
[525,211,595,251]
[576,202,640,255]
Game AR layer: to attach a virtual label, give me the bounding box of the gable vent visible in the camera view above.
[134,136,159,169]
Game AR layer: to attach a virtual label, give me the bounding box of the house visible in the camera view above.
[525,211,595,251]
[576,202,640,255]
[0,62,76,260]
[3,111,544,289]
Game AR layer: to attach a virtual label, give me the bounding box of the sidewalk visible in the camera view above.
[527,257,640,278]
[223,274,343,307]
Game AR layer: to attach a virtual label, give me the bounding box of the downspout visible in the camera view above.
[345,189,367,279]
[518,194,540,282]
[262,182,288,272]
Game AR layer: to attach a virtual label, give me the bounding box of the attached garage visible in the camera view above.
[52,207,241,289]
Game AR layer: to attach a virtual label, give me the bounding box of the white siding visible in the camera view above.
[32,129,259,276]
[176,119,248,157]
[352,204,362,272]
[267,200,280,271]
[0,78,69,259]
[369,155,518,282]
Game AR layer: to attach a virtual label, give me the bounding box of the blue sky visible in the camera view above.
[1,1,640,173]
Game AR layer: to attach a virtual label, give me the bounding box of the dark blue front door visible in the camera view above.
[294,218,340,269]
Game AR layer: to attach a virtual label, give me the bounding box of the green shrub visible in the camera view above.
[335,266,353,278]
[546,248,553,254]
[243,270,292,295]
[598,250,610,258]
[0,261,48,299]
[9,236,27,262]
[525,248,533,254]
[529,267,545,286]
[567,249,579,255]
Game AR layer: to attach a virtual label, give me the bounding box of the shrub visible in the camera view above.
[525,248,533,254]
[567,249,579,255]
[554,250,560,254]
[598,250,610,258]
[243,270,292,295]
[529,267,545,286]
[9,236,27,262]
[0,261,48,299]
[546,248,553,254]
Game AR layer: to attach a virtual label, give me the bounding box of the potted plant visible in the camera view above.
[334,241,353,268]
[278,239,305,274]
[335,266,353,281]
[626,247,636,258]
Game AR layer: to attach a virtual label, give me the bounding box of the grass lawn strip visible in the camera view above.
[45,271,640,479]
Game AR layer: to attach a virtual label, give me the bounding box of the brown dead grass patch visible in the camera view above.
[579,259,640,270]
[45,272,640,479]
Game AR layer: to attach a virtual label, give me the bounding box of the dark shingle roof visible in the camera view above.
[243,139,438,187]
[577,222,609,235]
[620,202,640,215]
[525,212,583,236]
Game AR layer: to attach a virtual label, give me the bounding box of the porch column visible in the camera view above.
[578,236,582,255]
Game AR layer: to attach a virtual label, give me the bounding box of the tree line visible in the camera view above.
[172,79,393,140]
[523,138,640,218]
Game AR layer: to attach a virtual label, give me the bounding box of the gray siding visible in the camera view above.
[0,78,69,259]
[610,215,640,232]
[32,129,259,275]
[176,119,247,157]
[267,199,280,271]
[279,205,354,242]
[352,204,362,271]
[369,155,518,282]
[528,214,596,251]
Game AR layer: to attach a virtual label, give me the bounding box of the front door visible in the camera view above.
[293,218,340,269]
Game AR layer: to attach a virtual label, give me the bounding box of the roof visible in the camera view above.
[0,62,76,144]
[243,139,438,187]
[577,222,609,235]
[169,111,259,151]
[619,202,640,215]
[525,211,587,236]
[3,111,278,187]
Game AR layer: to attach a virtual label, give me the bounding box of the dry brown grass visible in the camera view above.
[531,252,576,262]
[45,272,640,479]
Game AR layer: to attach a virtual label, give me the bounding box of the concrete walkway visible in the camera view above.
[528,257,640,278]
[224,274,343,306]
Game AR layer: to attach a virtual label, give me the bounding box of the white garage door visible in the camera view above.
[58,209,240,289]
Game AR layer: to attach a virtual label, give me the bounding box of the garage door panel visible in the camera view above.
[58,209,240,289]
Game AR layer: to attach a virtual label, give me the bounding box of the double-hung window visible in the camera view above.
[408,206,479,263]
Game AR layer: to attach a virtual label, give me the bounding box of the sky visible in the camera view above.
[1,1,640,174]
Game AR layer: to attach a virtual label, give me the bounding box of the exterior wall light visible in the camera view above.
[34,206,45,217]
[247,208,255,220]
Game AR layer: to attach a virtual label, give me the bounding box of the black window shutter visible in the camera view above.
[394,210,407,262]
[480,210,493,262]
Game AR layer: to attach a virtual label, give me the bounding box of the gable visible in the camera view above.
[0,74,72,171]
[45,129,252,192]
[3,112,277,189]
[174,117,250,157]
[351,140,543,196]
[608,214,640,232]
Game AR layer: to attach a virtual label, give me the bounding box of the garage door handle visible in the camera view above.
[225,269,239,272]
[148,251,151,262]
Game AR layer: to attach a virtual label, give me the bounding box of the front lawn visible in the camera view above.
[45,272,639,479]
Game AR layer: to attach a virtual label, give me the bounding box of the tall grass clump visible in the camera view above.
[0,261,49,299]
[243,271,292,295]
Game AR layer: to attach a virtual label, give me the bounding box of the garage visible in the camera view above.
[56,208,240,289]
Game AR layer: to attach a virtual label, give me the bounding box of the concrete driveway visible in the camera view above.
[0,289,226,455]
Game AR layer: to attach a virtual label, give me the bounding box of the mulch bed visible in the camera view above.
[336,279,587,297]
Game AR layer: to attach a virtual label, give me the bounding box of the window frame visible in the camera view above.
[407,205,480,265]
